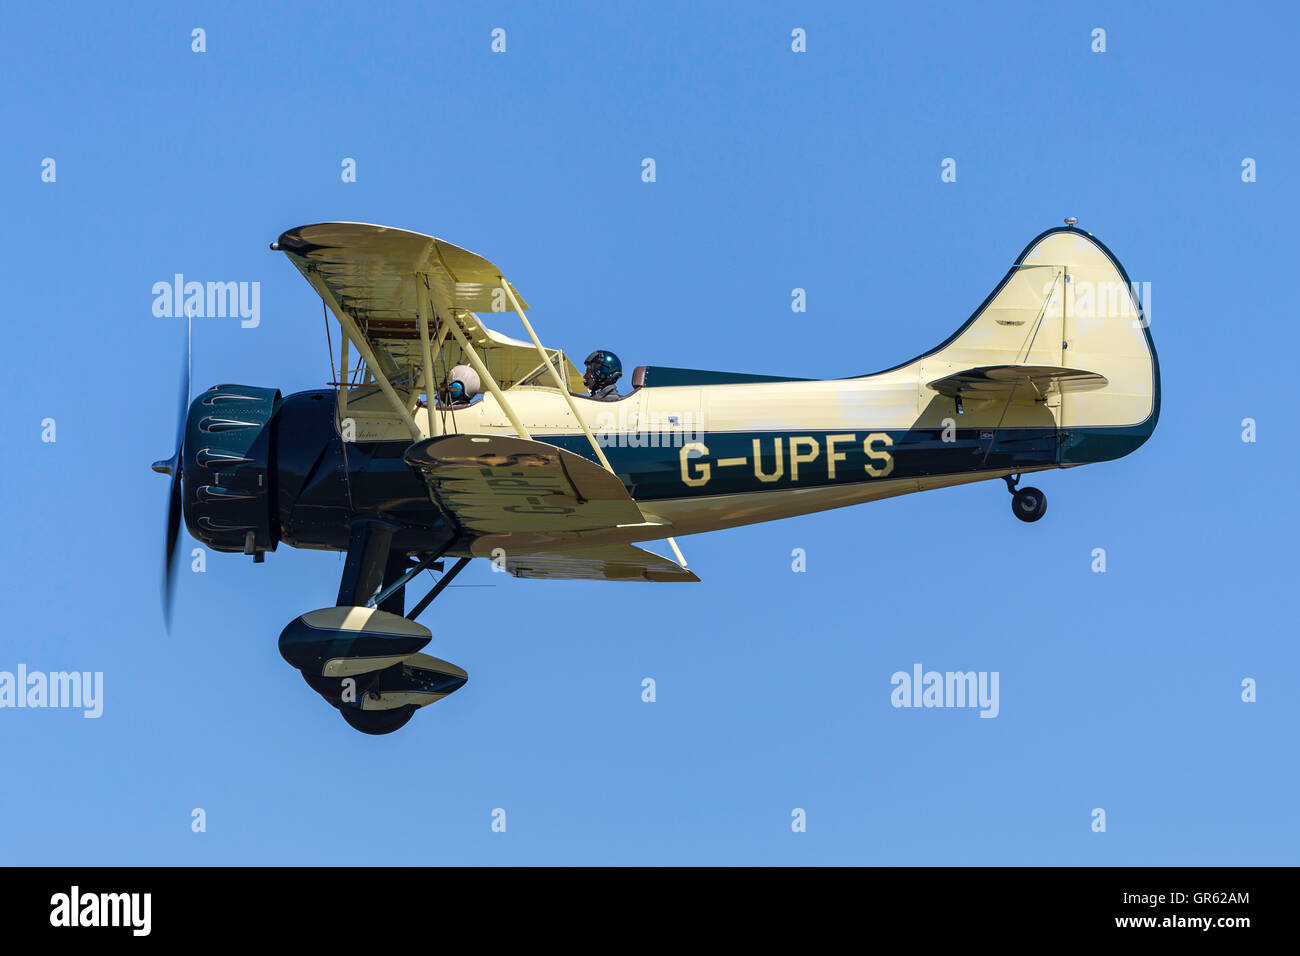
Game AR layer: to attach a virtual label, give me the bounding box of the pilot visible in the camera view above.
[440,364,480,408]
[583,350,623,401]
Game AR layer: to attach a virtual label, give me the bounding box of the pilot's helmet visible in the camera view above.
[584,350,622,390]
[445,364,480,402]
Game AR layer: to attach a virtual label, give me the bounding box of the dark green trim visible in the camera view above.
[637,366,812,388]
[547,427,1055,502]
[545,417,1158,503]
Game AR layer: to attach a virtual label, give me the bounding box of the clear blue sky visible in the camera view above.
[1,1,1295,865]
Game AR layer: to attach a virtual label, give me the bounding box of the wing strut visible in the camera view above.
[303,266,422,441]
[496,278,689,571]
[415,286,440,438]
[421,275,535,441]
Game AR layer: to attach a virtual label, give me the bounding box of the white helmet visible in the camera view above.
[445,364,480,402]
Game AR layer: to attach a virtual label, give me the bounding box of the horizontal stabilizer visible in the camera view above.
[927,364,1108,404]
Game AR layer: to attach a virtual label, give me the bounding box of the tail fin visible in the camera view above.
[924,226,1158,463]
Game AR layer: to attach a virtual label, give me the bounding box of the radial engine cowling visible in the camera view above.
[182,384,280,556]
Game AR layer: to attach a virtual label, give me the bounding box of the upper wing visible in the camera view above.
[278,220,528,317]
[404,433,670,553]
[276,222,584,392]
[927,364,1108,404]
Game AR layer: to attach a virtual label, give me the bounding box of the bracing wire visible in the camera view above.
[323,300,355,511]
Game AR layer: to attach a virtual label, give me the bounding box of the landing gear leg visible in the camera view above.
[278,523,467,736]
[1003,474,1047,523]
[336,519,399,606]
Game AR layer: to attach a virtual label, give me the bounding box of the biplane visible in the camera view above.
[154,219,1158,734]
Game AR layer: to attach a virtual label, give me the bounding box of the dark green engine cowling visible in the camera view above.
[182,385,281,555]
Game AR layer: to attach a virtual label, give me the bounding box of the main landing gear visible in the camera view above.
[1003,474,1047,523]
[278,519,471,735]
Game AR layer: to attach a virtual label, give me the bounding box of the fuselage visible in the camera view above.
[185,369,1152,560]
[181,225,1159,561]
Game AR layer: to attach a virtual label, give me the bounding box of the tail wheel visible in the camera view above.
[1012,487,1047,523]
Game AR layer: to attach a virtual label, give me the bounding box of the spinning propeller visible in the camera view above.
[152,316,191,630]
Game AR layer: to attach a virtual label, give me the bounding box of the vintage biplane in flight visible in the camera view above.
[154,219,1158,733]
